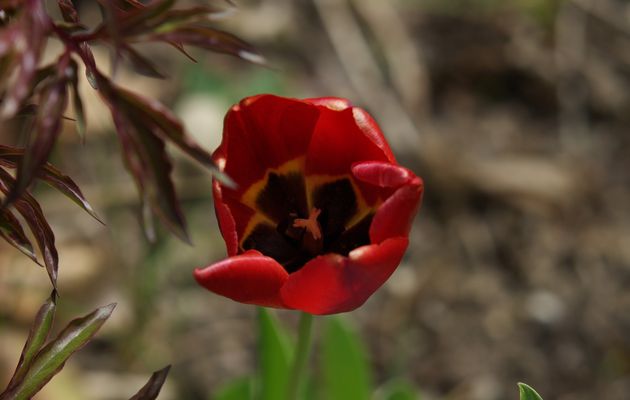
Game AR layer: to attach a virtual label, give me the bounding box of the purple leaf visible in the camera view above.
[11,69,69,204]
[0,168,58,288]
[1,0,51,118]
[111,85,233,186]
[119,44,166,79]
[57,0,79,23]
[0,206,38,262]
[110,107,189,242]
[128,366,171,400]
[149,26,265,64]
[0,145,102,223]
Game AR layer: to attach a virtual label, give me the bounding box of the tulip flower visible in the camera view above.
[194,95,423,315]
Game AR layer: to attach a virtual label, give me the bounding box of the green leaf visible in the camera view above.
[321,317,372,400]
[258,308,292,400]
[379,379,419,400]
[1,303,116,400]
[213,377,253,400]
[518,383,544,400]
[4,293,56,391]
[128,365,171,400]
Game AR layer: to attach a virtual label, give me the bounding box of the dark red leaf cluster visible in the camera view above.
[0,0,261,285]
[0,145,101,288]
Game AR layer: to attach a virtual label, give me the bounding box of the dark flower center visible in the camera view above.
[240,171,373,273]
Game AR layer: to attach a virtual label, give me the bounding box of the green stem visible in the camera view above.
[286,312,314,400]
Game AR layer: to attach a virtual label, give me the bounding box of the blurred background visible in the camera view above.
[2,0,630,399]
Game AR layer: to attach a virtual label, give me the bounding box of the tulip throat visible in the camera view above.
[238,169,374,273]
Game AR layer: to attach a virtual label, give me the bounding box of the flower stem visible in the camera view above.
[286,312,314,400]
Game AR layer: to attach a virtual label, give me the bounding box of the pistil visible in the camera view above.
[293,208,322,240]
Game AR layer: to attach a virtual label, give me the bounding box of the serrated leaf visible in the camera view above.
[213,377,253,400]
[0,303,115,400]
[258,308,292,400]
[0,207,37,262]
[4,293,56,392]
[128,365,171,400]
[322,317,372,400]
[518,383,544,400]
[0,168,58,288]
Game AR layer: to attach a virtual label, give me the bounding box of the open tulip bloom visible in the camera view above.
[194,95,423,315]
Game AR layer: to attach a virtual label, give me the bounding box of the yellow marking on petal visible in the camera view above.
[238,157,305,249]
[305,174,374,230]
[240,157,305,211]
[239,212,276,249]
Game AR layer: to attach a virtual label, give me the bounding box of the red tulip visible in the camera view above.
[194,95,423,315]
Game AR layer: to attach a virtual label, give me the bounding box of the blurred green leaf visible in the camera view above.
[129,365,171,400]
[258,308,292,400]
[322,317,372,400]
[378,379,419,400]
[518,383,544,400]
[1,303,116,400]
[213,377,253,400]
[4,293,56,392]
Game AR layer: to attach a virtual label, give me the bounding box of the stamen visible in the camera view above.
[293,208,322,240]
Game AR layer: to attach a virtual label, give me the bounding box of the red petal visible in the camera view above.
[221,95,320,195]
[194,250,289,308]
[304,97,352,111]
[352,162,423,244]
[280,237,409,315]
[213,180,247,256]
[305,106,393,176]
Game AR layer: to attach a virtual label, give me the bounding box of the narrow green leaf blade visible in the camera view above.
[258,308,292,400]
[128,365,171,400]
[4,293,57,391]
[3,303,116,400]
[214,377,253,400]
[518,383,544,400]
[322,317,372,400]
